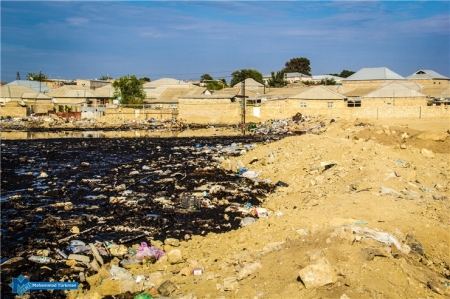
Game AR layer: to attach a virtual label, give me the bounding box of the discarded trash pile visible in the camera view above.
[0,116,181,133]
[247,113,332,135]
[1,136,284,298]
[0,113,330,137]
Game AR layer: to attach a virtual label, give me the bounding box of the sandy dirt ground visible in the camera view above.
[64,117,450,299]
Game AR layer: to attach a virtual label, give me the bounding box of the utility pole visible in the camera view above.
[242,80,246,132]
[16,71,20,80]
[39,69,42,93]
[234,79,248,135]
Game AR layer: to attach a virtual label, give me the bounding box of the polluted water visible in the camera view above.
[0,134,294,298]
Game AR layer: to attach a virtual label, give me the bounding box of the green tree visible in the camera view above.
[112,75,146,105]
[27,72,47,81]
[339,70,355,78]
[99,75,113,80]
[206,81,223,90]
[200,74,213,82]
[320,77,337,85]
[267,71,287,87]
[282,57,311,76]
[219,78,227,86]
[230,69,263,86]
[327,70,356,78]
[140,77,151,82]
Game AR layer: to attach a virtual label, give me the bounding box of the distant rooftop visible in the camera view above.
[407,70,449,80]
[343,67,404,81]
[143,78,192,89]
[312,75,344,81]
[6,80,51,92]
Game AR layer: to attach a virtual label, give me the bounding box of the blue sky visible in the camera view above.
[1,1,449,82]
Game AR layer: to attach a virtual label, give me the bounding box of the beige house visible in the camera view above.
[46,85,97,112]
[342,67,406,89]
[263,87,310,98]
[1,85,36,106]
[283,72,312,83]
[92,83,115,106]
[144,86,207,109]
[345,82,427,107]
[289,86,347,108]
[0,85,41,117]
[406,70,449,86]
[421,86,450,105]
[231,78,265,94]
[76,79,112,90]
[22,92,54,114]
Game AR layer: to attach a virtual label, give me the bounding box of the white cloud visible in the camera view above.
[66,17,89,26]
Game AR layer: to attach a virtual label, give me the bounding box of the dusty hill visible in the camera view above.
[72,117,450,299]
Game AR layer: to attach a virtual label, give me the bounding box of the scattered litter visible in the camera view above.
[419,186,432,193]
[347,226,411,254]
[380,186,403,197]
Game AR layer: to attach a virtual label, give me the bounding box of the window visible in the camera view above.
[327,102,334,108]
[350,102,361,107]
[300,102,307,107]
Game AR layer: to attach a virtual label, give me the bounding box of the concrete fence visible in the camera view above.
[1,103,448,123]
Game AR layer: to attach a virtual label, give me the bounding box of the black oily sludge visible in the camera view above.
[0,135,286,298]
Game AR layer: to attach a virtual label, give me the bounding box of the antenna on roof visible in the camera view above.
[16,72,20,80]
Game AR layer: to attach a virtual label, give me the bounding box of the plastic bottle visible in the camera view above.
[119,258,141,268]
[70,245,91,254]
[55,248,68,259]
[28,256,54,263]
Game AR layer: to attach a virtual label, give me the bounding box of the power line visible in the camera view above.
[2,69,236,81]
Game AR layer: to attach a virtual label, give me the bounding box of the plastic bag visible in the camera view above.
[349,226,411,254]
[136,242,156,260]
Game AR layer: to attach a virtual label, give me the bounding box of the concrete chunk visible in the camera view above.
[298,257,337,288]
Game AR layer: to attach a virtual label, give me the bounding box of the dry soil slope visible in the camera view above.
[74,118,449,299]
[170,118,450,298]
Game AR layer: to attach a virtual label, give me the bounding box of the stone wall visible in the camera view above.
[2,102,448,124]
[0,107,27,117]
[341,80,387,89]
[280,106,449,120]
[342,79,449,89]
[26,101,53,114]
[258,99,346,120]
[408,79,449,86]
[99,108,178,122]
[178,98,241,124]
[361,97,428,107]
